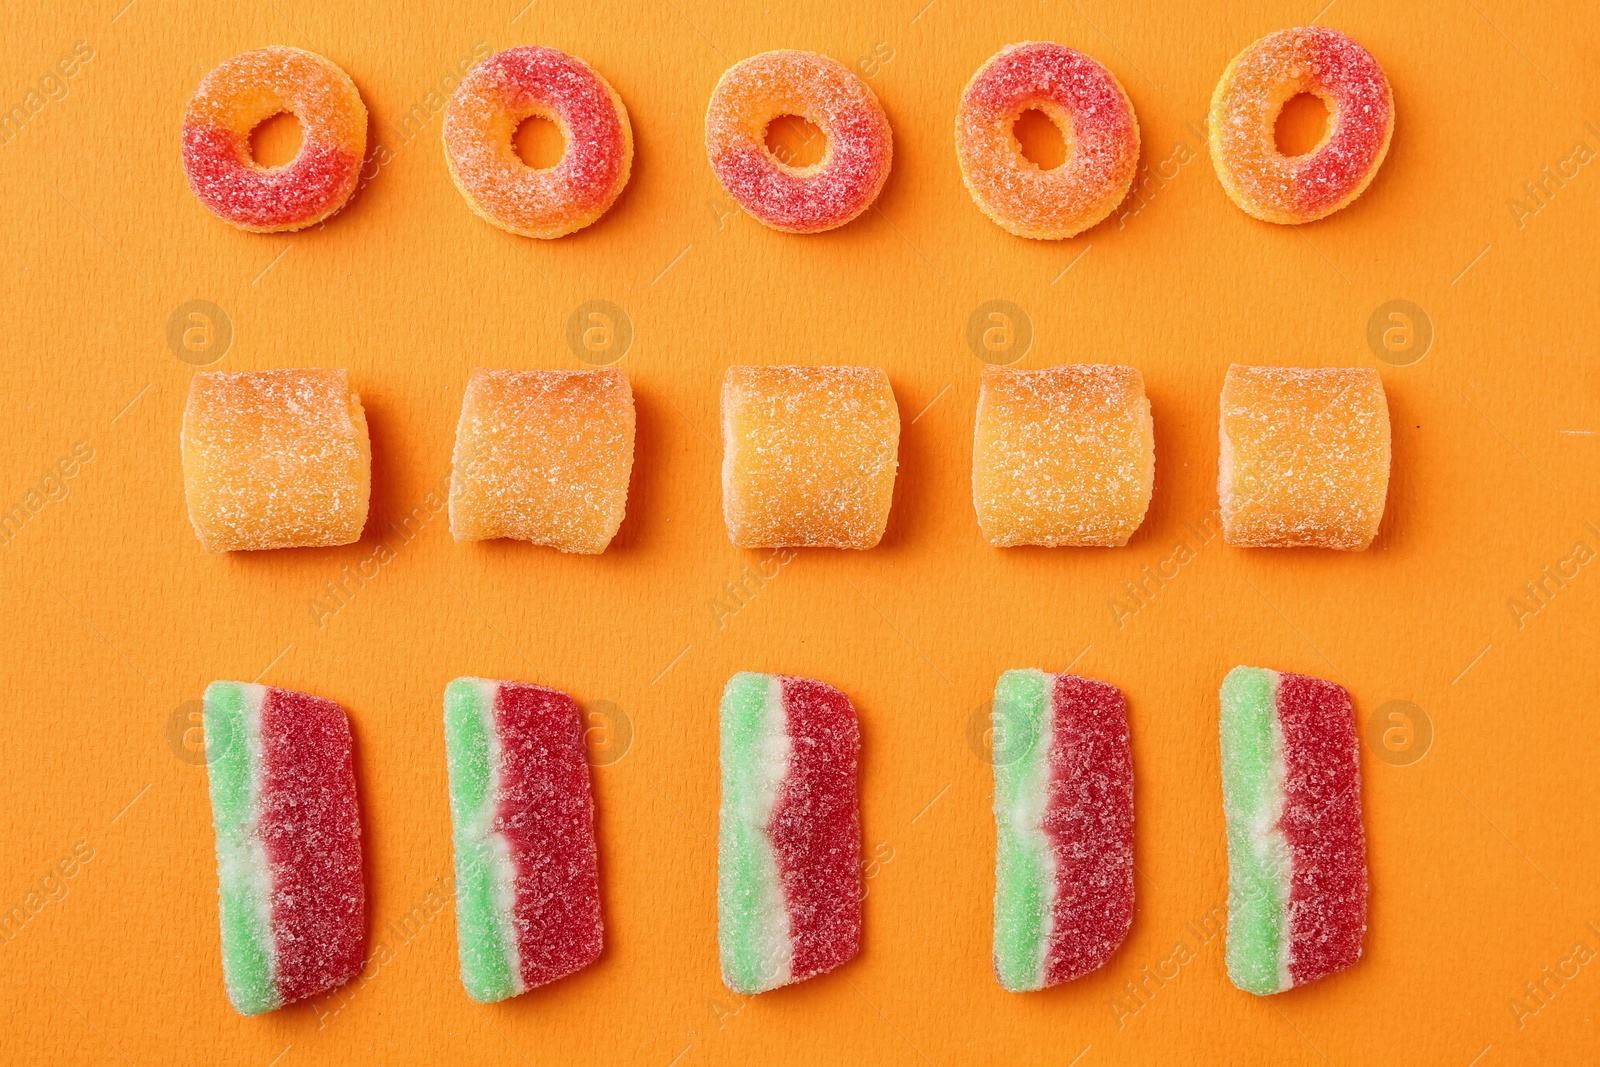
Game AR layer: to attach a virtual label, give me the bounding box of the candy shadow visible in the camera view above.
[1127,379,1177,550]
[333,100,387,231]
[862,100,903,226]
[358,387,406,548]
[848,680,878,979]
[343,704,380,979]
[877,375,936,551]
[1370,383,1414,551]
[606,383,664,554]
[573,725,623,983]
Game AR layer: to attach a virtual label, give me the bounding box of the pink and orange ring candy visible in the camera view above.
[180,31,1396,237]
[442,46,633,239]
[1208,27,1394,224]
[955,42,1140,240]
[705,50,893,234]
[182,47,367,233]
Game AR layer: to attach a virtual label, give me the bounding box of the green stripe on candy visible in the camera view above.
[718,672,792,994]
[1219,666,1291,995]
[992,669,1053,992]
[444,678,520,1003]
[204,681,279,1016]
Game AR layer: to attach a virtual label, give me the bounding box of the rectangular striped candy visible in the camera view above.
[718,672,861,994]
[203,681,365,1015]
[992,670,1134,991]
[444,678,603,1002]
[1220,666,1367,995]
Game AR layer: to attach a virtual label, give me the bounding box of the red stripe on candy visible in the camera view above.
[1292,30,1391,216]
[965,42,1131,142]
[770,677,861,981]
[1277,672,1366,985]
[257,688,365,1004]
[182,125,362,229]
[1041,675,1134,984]
[481,47,626,208]
[493,684,603,988]
[712,106,889,232]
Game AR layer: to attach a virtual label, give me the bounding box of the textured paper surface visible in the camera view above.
[1,1,1596,1063]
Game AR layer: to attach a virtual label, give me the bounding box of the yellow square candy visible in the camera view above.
[1218,365,1391,550]
[182,368,370,552]
[449,368,635,554]
[721,365,900,549]
[972,364,1154,547]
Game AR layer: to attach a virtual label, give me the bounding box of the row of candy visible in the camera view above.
[203,665,1363,1015]
[184,28,1393,237]
[182,362,1392,556]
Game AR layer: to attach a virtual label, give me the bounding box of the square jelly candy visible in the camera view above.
[182,369,370,552]
[449,369,635,554]
[1218,365,1390,550]
[972,365,1154,547]
[721,365,899,549]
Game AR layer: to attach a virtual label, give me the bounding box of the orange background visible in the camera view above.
[3,0,1598,1063]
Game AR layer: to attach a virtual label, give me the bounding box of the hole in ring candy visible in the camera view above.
[992,670,1133,991]
[972,364,1154,547]
[956,42,1140,240]
[1207,27,1394,224]
[182,368,370,552]
[449,368,636,554]
[443,46,633,239]
[706,50,893,233]
[719,672,861,994]
[182,47,367,232]
[721,365,900,549]
[1217,364,1390,550]
[203,682,364,1015]
[444,678,603,1002]
[1219,667,1367,995]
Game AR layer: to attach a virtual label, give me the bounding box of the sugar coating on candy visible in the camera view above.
[993,671,1133,991]
[444,680,521,1001]
[1218,667,1290,994]
[706,51,893,233]
[444,679,602,1001]
[1277,673,1365,986]
[973,364,1153,547]
[182,368,370,552]
[182,47,366,232]
[722,365,899,549]
[770,677,861,981]
[956,42,1140,239]
[1219,666,1366,995]
[204,682,364,1015]
[443,46,632,238]
[1218,364,1390,550]
[1208,27,1393,224]
[719,673,794,992]
[450,368,635,553]
[719,672,861,994]
[257,688,365,1003]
